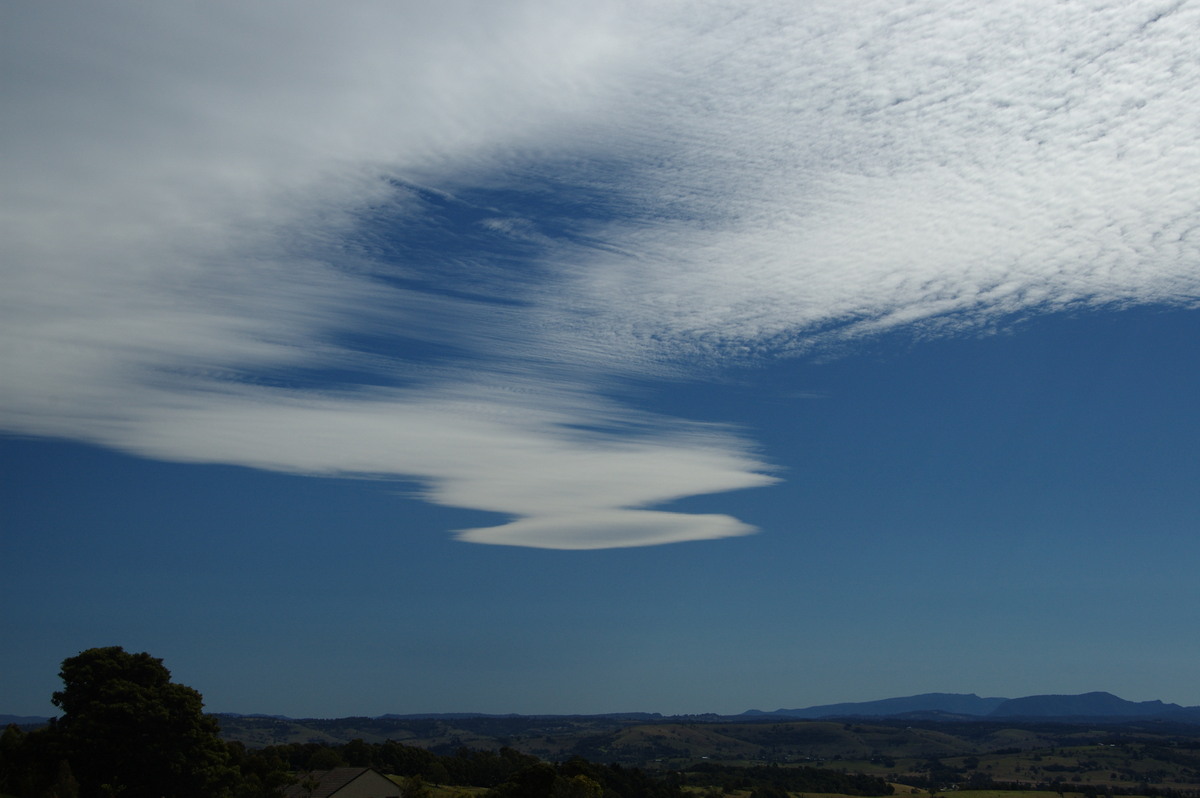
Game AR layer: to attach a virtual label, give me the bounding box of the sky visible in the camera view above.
[2,0,1199,719]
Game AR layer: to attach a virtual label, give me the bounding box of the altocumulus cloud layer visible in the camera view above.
[3,1,1198,548]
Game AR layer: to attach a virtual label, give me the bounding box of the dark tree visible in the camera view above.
[487,762,559,798]
[52,646,236,798]
[749,785,791,798]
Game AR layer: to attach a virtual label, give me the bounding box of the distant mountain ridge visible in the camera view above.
[0,714,54,728]
[991,692,1184,718]
[10,691,1200,729]
[747,691,1200,721]
[743,692,1009,719]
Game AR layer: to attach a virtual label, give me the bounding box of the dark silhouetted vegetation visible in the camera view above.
[8,647,1200,798]
[684,761,893,795]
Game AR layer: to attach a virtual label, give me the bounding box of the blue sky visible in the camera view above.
[2,1,1199,717]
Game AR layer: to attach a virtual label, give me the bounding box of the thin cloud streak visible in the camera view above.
[3,1,1199,547]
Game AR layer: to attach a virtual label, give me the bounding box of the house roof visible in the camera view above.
[282,767,399,798]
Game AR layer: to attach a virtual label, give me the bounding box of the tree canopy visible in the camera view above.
[51,646,236,798]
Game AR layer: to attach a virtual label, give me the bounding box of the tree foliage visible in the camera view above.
[685,762,893,796]
[51,646,237,798]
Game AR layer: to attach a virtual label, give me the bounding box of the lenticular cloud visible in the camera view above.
[456,511,758,550]
[2,1,1199,548]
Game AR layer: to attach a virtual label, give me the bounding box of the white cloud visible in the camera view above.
[3,0,1198,548]
[87,384,777,550]
[541,0,1200,364]
[456,511,758,550]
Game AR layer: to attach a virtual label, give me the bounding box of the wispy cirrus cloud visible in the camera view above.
[539,0,1200,365]
[3,1,1198,548]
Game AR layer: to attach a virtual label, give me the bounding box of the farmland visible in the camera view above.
[215,715,1200,795]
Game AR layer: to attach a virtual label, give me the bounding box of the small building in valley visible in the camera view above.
[282,767,402,798]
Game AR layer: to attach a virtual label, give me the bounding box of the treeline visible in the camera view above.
[0,645,687,798]
[224,737,898,797]
[1,720,679,798]
[928,777,1200,798]
[2,719,902,798]
[0,646,902,798]
[224,738,683,798]
[0,721,687,798]
[684,762,893,796]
